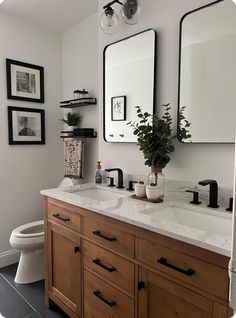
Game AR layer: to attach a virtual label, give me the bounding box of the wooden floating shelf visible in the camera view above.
[60,132,97,139]
[60,98,97,109]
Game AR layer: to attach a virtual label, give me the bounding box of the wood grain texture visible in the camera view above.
[47,201,81,233]
[83,239,135,295]
[47,221,81,316]
[137,237,229,300]
[84,297,113,318]
[84,270,134,318]
[83,217,135,257]
[139,268,213,318]
[213,303,228,318]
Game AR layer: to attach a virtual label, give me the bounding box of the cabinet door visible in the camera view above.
[138,267,228,318]
[47,221,81,317]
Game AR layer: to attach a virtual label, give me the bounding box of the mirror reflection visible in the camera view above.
[178,0,236,143]
[104,29,156,142]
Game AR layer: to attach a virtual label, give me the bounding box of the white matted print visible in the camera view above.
[111,96,126,121]
[6,59,44,103]
[8,106,45,145]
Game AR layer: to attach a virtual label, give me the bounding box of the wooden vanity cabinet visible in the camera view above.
[44,198,231,318]
[45,203,82,318]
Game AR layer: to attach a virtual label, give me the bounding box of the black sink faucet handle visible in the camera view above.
[127,181,138,191]
[226,197,233,212]
[106,177,115,187]
[185,190,201,205]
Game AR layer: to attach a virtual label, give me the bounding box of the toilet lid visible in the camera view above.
[12,220,44,238]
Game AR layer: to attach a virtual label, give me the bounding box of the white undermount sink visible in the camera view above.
[67,188,127,202]
[154,205,231,236]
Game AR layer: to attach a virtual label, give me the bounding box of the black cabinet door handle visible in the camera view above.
[157,257,195,277]
[92,230,117,242]
[52,213,70,222]
[74,246,80,253]
[93,290,117,307]
[93,258,116,273]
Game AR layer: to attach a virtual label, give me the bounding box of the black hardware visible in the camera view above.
[109,134,114,137]
[127,181,138,191]
[226,197,233,212]
[103,0,123,10]
[93,258,116,273]
[52,213,70,222]
[74,246,80,253]
[138,281,145,291]
[157,257,195,277]
[93,289,117,307]
[93,230,117,242]
[107,177,115,187]
[105,168,125,189]
[198,179,219,208]
[119,134,124,138]
[185,190,201,205]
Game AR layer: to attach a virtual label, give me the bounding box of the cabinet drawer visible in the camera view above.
[137,238,229,300]
[47,202,80,233]
[83,240,135,295]
[84,297,112,318]
[84,270,134,318]
[83,217,134,257]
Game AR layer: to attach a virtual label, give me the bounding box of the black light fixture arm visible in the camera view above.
[103,0,123,10]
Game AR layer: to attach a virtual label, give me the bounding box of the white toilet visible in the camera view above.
[10,220,44,284]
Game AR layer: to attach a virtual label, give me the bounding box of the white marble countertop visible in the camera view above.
[41,183,232,257]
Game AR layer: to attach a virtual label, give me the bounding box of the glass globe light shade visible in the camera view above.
[100,10,119,35]
[121,0,141,25]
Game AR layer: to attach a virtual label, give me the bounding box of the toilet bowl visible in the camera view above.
[10,220,44,284]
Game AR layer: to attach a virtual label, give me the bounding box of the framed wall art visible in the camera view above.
[111,95,126,121]
[6,59,45,103]
[8,106,45,145]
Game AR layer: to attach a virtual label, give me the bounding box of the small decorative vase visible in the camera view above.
[148,167,165,198]
[67,125,77,136]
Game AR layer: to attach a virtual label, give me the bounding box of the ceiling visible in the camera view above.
[0,0,98,33]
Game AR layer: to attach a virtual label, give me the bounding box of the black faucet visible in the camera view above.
[105,168,124,189]
[198,180,219,208]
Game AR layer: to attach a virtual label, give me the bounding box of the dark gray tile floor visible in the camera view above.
[0,264,68,318]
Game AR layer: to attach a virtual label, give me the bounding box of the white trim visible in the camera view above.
[0,249,20,268]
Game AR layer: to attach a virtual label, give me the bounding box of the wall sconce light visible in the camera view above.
[100,0,141,35]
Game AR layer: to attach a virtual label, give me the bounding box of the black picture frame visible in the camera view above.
[6,59,45,103]
[111,96,127,121]
[8,106,45,145]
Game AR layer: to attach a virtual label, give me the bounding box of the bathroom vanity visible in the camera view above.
[41,184,232,318]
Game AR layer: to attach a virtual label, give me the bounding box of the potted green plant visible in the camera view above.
[61,112,82,130]
[127,104,191,195]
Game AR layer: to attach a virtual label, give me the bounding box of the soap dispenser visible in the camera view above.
[95,161,102,184]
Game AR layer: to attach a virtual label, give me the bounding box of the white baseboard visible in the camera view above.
[0,249,20,268]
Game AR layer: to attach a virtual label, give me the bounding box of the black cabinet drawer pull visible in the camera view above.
[52,213,70,222]
[157,257,195,277]
[93,258,116,273]
[92,230,117,242]
[93,289,116,307]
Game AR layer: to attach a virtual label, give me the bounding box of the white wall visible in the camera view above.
[0,12,63,264]
[62,14,99,182]
[98,0,235,188]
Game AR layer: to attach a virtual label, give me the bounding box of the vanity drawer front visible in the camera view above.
[83,240,135,295]
[83,217,135,257]
[47,202,80,233]
[84,297,112,318]
[137,238,228,300]
[84,270,134,318]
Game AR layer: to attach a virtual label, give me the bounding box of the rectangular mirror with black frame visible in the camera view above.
[103,29,157,143]
[178,0,236,143]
